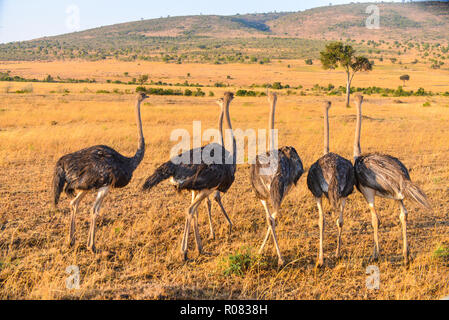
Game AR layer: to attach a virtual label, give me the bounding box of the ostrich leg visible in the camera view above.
[362,187,381,262]
[203,192,233,239]
[316,197,325,267]
[369,204,381,262]
[181,190,213,260]
[68,191,88,247]
[259,221,271,254]
[260,200,284,266]
[204,196,215,240]
[87,186,109,253]
[213,191,233,234]
[336,198,346,259]
[399,200,409,265]
[258,201,274,254]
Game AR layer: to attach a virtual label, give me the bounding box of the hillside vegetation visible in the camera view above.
[0,2,448,63]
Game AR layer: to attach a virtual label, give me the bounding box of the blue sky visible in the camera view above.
[0,0,399,44]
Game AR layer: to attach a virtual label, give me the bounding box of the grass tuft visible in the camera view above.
[433,245,449,261]
[219,247,258,277]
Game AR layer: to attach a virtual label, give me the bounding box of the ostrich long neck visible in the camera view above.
[324,106,330,155]
[130,99,145,170]
[268,97,276,152]
[223,98,237,166]
[218,104,224,146]
[354,101,362,160]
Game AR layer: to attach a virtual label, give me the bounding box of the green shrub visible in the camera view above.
[138,74,149,84]
[136,86,195,96]
[16,84,33,94]
[44,75,54,82]
[193,88,205,97]
[57,87,70,94]
[433,245,449,260]
[272,82,283,90]
[219,247,256,276]
[236,89,264,97]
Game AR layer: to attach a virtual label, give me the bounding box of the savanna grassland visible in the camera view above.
[0,57,448,300]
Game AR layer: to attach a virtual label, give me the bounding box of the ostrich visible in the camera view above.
[53,92,149,253]
[250,92,304,266]
[202,98,233,239]
[307,101,355,267]
[142,92,237,261]
[353,95,431,265]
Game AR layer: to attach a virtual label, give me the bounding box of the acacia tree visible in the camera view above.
[138,74,149,85]
[400,74,410,87]
[320,42,373,107]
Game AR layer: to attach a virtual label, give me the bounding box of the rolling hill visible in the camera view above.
[46,1,449,40]
[0,1,448,62]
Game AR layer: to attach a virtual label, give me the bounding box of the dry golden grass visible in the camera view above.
[0,61,448,300]
[2,59,449,92]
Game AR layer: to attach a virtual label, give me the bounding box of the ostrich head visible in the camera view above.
[267,92,277,105]
[355,94,364,106]
[216,98,224,108]
[223,92,234,105]
[324,101,332,110]
[137,92,149,102]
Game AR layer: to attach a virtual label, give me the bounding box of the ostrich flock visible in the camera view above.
[53,91,431,267]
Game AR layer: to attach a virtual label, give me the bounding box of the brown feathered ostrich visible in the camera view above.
[53,93,148,253]
[250,92,304,266]
[203,98,233,239]
[142,92,236,261]
[307,101,355,267]
[353,95,431,265]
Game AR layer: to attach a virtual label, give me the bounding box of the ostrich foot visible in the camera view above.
[277,258,285,268]
[369,253,379,263]
[67,236,76,248]
[199,251,212,258]
[182,251,188,262]
[335,249,341,259]
[87,241,98,254]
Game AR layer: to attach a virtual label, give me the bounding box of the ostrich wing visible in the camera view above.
[170,144,233,191]
[335,155,355,197]
[62,145,132,190]
[355,153,410,196]
[307,153,354,199]
[251,147,303,206]
[177,163,226,191]
[307,161,326,199]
